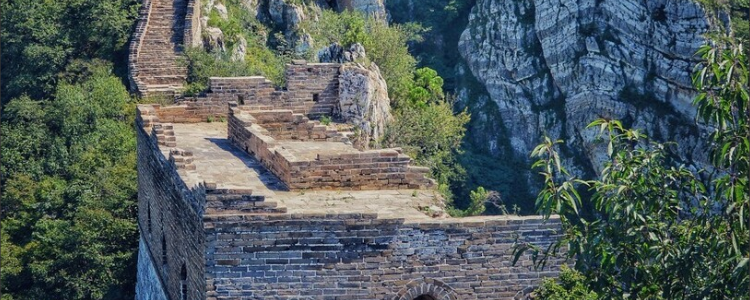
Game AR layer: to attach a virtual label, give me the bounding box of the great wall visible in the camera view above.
[130,0,564,299]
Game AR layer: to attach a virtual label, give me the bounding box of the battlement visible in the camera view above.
[132,0,563,298]
[228,106,434,191]
[135,97,564,300]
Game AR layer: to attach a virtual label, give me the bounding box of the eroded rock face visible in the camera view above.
[231,36,248,62]
[459,0,711,174]
[338,62,392,147]
[204,27,226,52]
[319,43,392,147]
[336,0,386,17]
[317,42,367,63]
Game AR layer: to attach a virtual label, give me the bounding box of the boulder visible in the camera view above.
[203,27,226,52]
[337,62,392,148]
[231,36,247,62]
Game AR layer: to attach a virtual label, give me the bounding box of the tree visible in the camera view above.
[1,63,138,299]
[0,0,139,102]
[519,37,749,299]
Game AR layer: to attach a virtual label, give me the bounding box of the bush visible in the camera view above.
[384,98,470,198]
[536,266,597,300]
[301,10,423,99]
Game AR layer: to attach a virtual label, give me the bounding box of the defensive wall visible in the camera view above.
[130,0,565,298]
[134,63,564,299]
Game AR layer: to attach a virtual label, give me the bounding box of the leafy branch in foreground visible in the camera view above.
[518,38,749,299]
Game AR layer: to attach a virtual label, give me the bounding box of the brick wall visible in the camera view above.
[184,0,201,48]
[165,60,342,123]
[202,214,564,299]
[137,110,208,300]
[227,107,434,191]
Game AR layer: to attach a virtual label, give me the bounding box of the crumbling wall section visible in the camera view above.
[172,61,342,122]
[228,107,434,190]
[184,0,202,48]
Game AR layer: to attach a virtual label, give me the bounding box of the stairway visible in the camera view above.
[132,0,189,97]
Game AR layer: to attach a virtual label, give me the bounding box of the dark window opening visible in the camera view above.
[180,264,188,300]
[414,296,436,300]
[312,93,320,102]
[307,68,313,73]
[237,95,245,105]
[161,235,167,265]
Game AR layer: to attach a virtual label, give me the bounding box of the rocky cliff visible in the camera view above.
[458,0,712,176]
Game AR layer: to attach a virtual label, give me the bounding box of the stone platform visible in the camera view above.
[171,122,442,219]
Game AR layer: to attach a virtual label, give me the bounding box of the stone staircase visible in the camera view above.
[130,0,189,97]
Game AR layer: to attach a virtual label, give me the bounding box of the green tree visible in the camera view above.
[519,38,749,299]
[1,63,138,299]
[535,266,597,300]
[384,97,470,199]
[0,0,139,102]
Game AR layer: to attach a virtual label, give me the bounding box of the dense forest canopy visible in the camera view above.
[1,0,141,298]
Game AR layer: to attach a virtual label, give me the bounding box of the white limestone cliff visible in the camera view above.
[458,0,712,174]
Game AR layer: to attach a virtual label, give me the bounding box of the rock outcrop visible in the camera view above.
[338,62,392,147]
[317,42,367,63]
[203,27,226,52]
[320,43,393,148]
[336,0,386,17]
[459,0,712,174]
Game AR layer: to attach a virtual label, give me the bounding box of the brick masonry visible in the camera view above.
[227,107,434,191]
[202,214,564,299]
[132,0,563,297]
[135,104,565,299]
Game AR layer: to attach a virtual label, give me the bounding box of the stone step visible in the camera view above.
[140,76,186,83]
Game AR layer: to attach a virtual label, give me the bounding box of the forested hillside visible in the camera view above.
[1,1,141,298]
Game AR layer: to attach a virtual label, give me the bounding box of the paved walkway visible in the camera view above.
[171,123,443,220]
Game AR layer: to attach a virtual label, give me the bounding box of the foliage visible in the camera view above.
[183,0,289,94]
[535,266,597,300]
[182,46,286,95]
[1,62,139,299]
[301,10,423,99]
[0,0,139,102]
[447,186,489,217]
[403,67,445,108]
[319,115,332,126]
[386,0,475,87]
[517,38,749,299]
[384,96,470,200]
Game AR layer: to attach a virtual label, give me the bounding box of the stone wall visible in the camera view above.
[128,0,154,94]
[135,236,169,300]
[227,107,434,191]
[167,61,342,122]
[136,111,207,300]
[237,109,349,141]
[184,0,202,48]
[202,213,563,299]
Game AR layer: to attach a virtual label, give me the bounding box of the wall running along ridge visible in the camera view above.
[132,0,566,298]
[135,97,565,299]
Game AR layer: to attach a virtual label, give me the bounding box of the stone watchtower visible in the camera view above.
[130,0,564,299]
